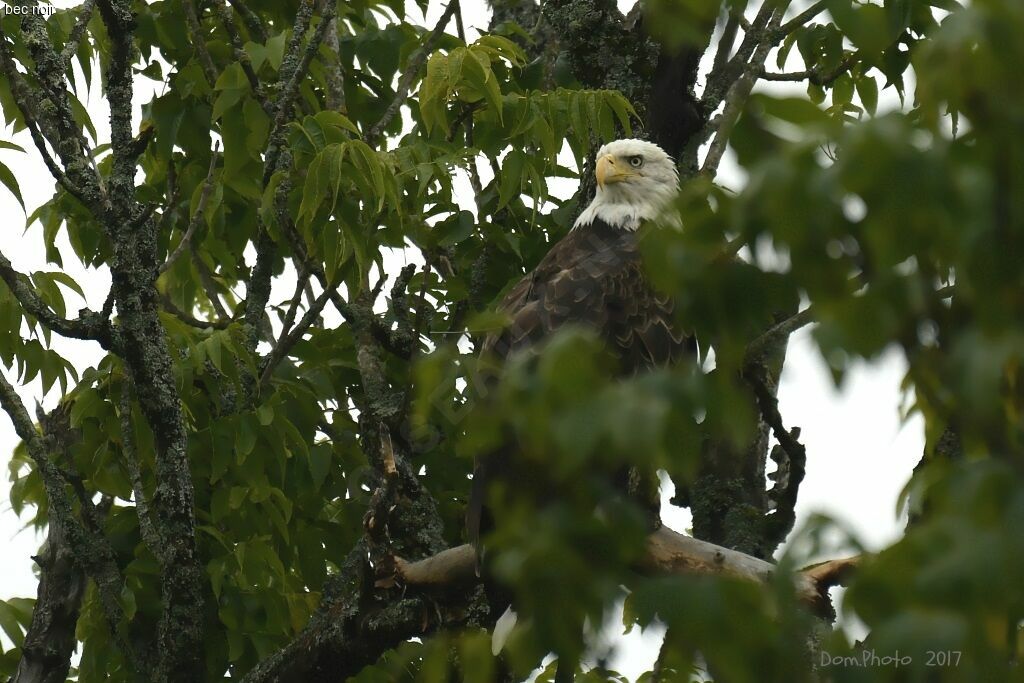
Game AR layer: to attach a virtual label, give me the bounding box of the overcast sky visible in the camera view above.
[0,0,924,678]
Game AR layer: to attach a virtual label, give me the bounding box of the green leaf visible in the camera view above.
[466,47,503,123]
[756,95,828,125]
[0,599,26,647]
[119,585,137,621]
[856,73,879,115]
[70,95,97,142]
[0,161,24,213]
[497,149,525,209]
[605,91,636,136]
[46,271,85,299]
[832,73,855,107]
[420,51,450,133]
[314,109,360,136]
[237,415,257,463]
[437,210,475,247]
[347,140,386,212]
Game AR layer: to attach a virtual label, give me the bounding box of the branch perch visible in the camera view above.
[388,527,859,618]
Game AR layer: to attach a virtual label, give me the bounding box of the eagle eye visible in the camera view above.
[628,155,644,168]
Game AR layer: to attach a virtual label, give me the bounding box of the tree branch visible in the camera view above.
[59,0,98,70]
[0,372,148,676]
[212,0,272,113]
[13,506,86,683]
[159,145,219,275]
[745,306,815,366]
[0,40,99,210]
[702,3,789,177]
[761,55,856,86]
[159,292,231,330]
[182,0,219,88]
[778,0,829,35]
[226,0,268,42]
[119,384,165,561]
[0,251,113,346]
[365,0,459,143]
[258,277,343,390]
[387,527,859,619]
[322,12,346,112]
[744,363,807,547]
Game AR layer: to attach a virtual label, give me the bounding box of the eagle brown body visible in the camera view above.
[466,215,693,553]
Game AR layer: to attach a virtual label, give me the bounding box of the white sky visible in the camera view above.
[0,0,924,679]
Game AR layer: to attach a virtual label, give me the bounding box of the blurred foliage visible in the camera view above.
[0,0,1021,680]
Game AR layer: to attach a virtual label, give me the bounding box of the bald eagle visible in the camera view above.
[466,138,692,559]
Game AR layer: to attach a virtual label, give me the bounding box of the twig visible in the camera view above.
[159,145,220,275]
[761,55,856,86]
[120,384,165,561]
[701,7,785,177]
[227,0,268,42]
[745,307,815,366]
[744,363,807,546]
[59,0,98,68]
[365,0,459,143]
[258,278,342,389]
[712,14,740,78]
[183,0,220,88]
[0,250,113,346]
[322,13,347,111]
[190,242,230,319]
[778,0,829,35]
[159,293,231,330]
[277,266,312,345]
[212,0,272,113]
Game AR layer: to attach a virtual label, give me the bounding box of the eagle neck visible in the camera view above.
[573,183,677,232]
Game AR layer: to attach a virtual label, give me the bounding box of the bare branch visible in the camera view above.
[702,7,786,177]
[712,13,741,78]
[119,384,164,561]
[159,293,231,330]
[388,527,858,618]
[365,0,459,143]
[0,251,113,346]
[182,0,219,88]
[322,13,347,112]
[744,363,807,546]
[778,0,829,35]
[190,244,230,319]
[258,278,343,390]
[159,145,220,275]
[59,0,98,69]
[226,0,268,42]
[277,266,312,347]
[761,55,857,86]
[212,0,272,113]
[745,306,815,366]
[0,372,148,675]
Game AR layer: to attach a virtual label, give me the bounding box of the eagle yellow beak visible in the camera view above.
[595,154,634,187]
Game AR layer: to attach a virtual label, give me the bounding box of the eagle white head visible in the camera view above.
[574,138,680,231]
